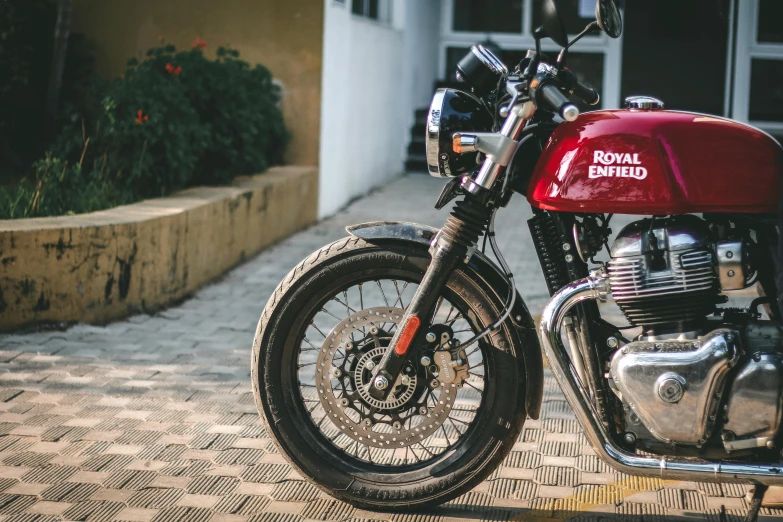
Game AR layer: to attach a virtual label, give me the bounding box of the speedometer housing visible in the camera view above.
[426,88,493,178]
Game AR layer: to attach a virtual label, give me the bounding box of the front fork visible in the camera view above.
[370,100,535,401]
[368,197,492,401]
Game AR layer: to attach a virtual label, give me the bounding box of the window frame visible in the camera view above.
[351,0,393,26]
[731,0,783,133]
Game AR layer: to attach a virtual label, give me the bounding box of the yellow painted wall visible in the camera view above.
[71,0,324,166]
[0,167,318,332]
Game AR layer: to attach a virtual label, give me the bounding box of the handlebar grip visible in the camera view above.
[539,83,579,122]
[570,82,600,106]
[559,69,600,106]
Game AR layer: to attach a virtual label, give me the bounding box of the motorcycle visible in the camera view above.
[251,0,783,516]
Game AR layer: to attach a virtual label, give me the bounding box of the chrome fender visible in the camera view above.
[346,221,544,419]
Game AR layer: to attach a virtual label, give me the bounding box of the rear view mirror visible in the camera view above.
[596,0,623,38]
[540,0,569,48]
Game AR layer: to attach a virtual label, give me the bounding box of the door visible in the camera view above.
[620,0,731,116]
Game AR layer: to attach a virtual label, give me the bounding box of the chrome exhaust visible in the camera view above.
[539,270,783,485]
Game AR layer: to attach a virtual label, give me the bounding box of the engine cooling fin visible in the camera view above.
[607,216,719,330]
[608,249,717,326]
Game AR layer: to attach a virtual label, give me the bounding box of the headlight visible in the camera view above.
[425,88,493,178]
[457,45,508,97]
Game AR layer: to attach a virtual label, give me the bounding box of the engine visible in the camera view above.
[607,215,718,335]
[603,215,783,456]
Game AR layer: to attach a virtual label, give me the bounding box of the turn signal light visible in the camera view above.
[452,133,478,154]
[394,315,421,355]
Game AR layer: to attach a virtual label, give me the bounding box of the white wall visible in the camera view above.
[401,0,442,115]
[318,0,442,218]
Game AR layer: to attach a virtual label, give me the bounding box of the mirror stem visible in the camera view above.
[567,21,600,49]
[525,27,545,78]
[557,21,600,69]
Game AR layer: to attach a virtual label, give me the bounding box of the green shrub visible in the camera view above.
[0,154,120,220]
[145,45,289,186]
[0,41,289,219]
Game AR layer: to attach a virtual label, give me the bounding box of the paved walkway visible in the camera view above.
[0,175,778,521]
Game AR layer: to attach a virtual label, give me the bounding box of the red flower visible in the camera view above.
[165,63,182,75]
[136,110,149,125]
[191,36,207,49]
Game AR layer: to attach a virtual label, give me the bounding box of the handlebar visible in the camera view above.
[559,68,600,106]
[539,83,579,122]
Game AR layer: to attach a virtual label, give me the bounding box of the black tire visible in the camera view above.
[251,237,527,510]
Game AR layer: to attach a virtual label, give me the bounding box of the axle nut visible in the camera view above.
[373,375,389,390]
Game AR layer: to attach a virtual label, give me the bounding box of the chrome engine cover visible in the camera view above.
[721,322,783,451]
[722,353,783,451]
[607,215,718,329]
[609,329,739,445]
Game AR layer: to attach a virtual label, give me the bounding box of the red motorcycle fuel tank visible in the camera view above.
[527,109,783,214]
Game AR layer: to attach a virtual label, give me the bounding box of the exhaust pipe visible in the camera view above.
[539,270,783,485]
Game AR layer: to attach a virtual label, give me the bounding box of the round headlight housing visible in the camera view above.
[456,45,508,97]
[425,88,493,178]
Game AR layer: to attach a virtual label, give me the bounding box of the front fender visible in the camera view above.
[346,221,544,419]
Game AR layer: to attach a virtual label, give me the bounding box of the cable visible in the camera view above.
[452,122,544,352]
[452,209,516,352]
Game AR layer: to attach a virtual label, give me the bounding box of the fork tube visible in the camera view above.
[369,197,493,401]
[471,101,535,191]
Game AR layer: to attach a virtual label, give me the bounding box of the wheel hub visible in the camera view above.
[315,307,460,449]
[354,347,417,409]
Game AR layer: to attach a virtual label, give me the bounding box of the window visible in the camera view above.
[453,0,523,34]
[351,0,393,24]
[757,0,783,44]
[532,0,596,35]
[731,0,783,130]
[749,59,783,122]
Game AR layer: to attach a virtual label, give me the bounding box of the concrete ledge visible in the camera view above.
[0,166,318,332]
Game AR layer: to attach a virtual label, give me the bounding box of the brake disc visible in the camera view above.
[315,307,459,449]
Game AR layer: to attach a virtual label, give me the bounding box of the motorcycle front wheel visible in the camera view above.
[251,236,527,510]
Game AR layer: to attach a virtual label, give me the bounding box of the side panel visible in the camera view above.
[347,221,544,419]
[527,110,783,214]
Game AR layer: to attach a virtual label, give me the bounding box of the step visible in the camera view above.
[407,143,426,156]
[405,159,429,173]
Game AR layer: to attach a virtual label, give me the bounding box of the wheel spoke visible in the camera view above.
[376,280,390,306]
[302,336,318,352]
[320,307,343,322]
[295,278,487,468]
[432,296,445,321]
[463,381,482,393]
[310,321,328,339]
[392,280,409,308]
[465,346,481,358]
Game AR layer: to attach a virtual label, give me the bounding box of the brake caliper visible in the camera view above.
[425,325,470,387]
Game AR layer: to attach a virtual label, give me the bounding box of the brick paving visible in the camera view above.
[0,174,780,521]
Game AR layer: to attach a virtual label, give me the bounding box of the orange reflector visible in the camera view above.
[452,135,464,154]
[394,316,421,355]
